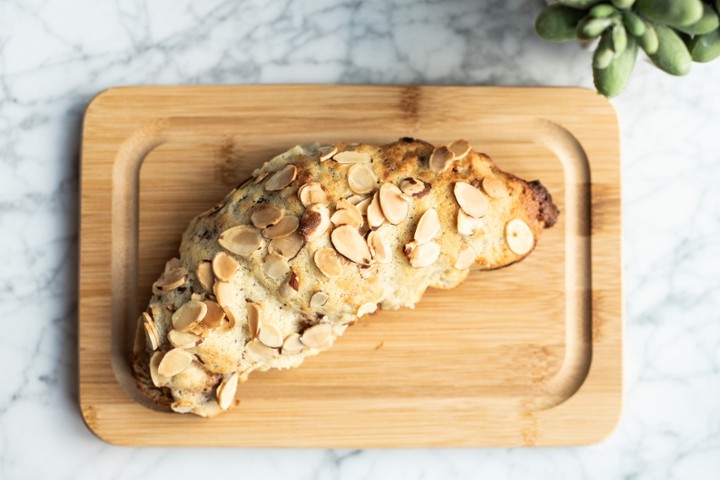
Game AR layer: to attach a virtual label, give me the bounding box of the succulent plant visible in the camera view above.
[536,0,720,97]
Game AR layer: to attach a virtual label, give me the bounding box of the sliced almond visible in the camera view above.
[318,145,337,161]
[505,218,534,255]
[357,302,377,317]
[171,300,208,332]
[299,203,330,241]
[168,329,202,349]
[216,372,239,411]
[157,348,194,377]
[265,164,297,191]
[156,267,188,291]
[149,351,170,387]
[359,263,380,279]
[253,171,269,184]
[262,215,299,239]
[457,210,485,236]
[258,322,283,348]
[482,175,509,199]
[202,300,225,329]
[454,182,489,218]
[378,183,409,225]
[212,251,240,282]
[367,192,386,229]
[310,291,329,309]
[246,302,262,338]
[164,257,182,273]
[405,241,441,269]
[224,305,240,329]
[331,208,363,229]
[331,225,372,265]
[269,232,305,260]
[334,199,363,228]
[448,139,471,160]
[250,204,284,228]
[354,197,372,215]
[367,228,390,264]
[195,261,214,292]
[429,146,455,173]
[263,253,290,280]
[314,247,343,278]
[346,194,367,205]
[245,338,279,359]
[213,281,235,308]
[279,269,299,299]
[281,333,305,354]
[399,178,430,198]
[298,182,328,207]
[414,208,440,244]
[333,323,350,336]
[333,150,371,164]
[300,323,333,348]
[454,244,476,270]
[142,313,160,351]
[348,163,378,194]
[134,314,147,355]
[218,225,264,257]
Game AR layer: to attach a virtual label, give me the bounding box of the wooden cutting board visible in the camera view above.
[79,85,622,447]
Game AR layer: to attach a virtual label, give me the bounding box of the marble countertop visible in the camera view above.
[2,0,719,478]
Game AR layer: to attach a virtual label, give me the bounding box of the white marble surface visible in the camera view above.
[1,0,719,478]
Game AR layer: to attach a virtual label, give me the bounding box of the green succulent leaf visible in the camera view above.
[578,17,615,39]
[611,0,637,9]
[635,0,704,28]
[623,11,647,37]
[637,23,660,54]
[687,30,720,62]
[558,0,604,8]
[648,25,693,75]
[535,4,588,42]
[594,36,639,97]
[674,4,719,35]
[590,4,617,18]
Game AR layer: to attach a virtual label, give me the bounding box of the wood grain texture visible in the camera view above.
[79,85,622,447]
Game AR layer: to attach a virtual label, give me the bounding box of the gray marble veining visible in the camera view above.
[1,0,719,478]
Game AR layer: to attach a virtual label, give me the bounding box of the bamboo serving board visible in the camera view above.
[79,85,622,447]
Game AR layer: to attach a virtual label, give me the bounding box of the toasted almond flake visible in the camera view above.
[333,323,350,336]
[149,352,169,387]
[482,175,508,199]
[171,401,194,413]
[262,215,299,239]
[405,241,441,268]
[218,225,264,256]
[457,210,485,236]
[157,348,194,377]
[354,197,372,215]
[359,263,380,278]
[216,372,239,410]
[142,314,160,351]
[346,194,367,205]
[263,253,290,280]
[454,244,476,270]
[168,329,202,349]
[224,305,240,329]
[164,258,182,273]
[505,218,534,255]
[212,252,240,282]
[258,322,284,348]
[310,291,329,309]
[246,302,262,338]
[281,333,305,354]
[299,203,330,241]
[265,164,297,191]
[357,302,377,317]
[348,163,377,194]
[314,247,343,278]
[335,199,363,226]
[414,208,440,244]
[331,225,372,265]
[300,323,333,348]
[172,300,208,332]
[134,314,147,355]
[454,182,489,218]
[331,208,363,229]
[155,266,188,291]
[399,178,429,197]
[268,232,305,259]
[195,261,214,292]
[332,150,371,164]
[367,192,386,229]
[318,145,337,161]
[213,281,235,308]
[378,183,409,225]
[448,139,471,160]
[429,146,455,173]
[250,204,284,229]
[298,182,328,207]
[279,269,299,299]
[245,339,279,359]
[367,228,390,264]
[253,171,269,184]
[202,300,225,329]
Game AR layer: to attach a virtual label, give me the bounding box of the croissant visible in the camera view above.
[132,138,559,417]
